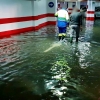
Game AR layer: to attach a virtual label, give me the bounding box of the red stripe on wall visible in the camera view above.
[87,11,95,14]
[0,13,54,24]
[86,17,94,21]
[68,8,73,10]
[68,12,71,15]
[0,21,56,39]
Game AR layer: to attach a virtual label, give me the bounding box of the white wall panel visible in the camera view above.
[33,0,47,15]
[0,21,33,32]
[0,0,32,18]
[0,0,57,34]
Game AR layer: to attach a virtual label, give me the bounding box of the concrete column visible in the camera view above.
[68,2,73,15]
[47,0,57,14]
[76,1,80,11]
[86,0,95,21]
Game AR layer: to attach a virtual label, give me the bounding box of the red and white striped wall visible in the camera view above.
[67,2,73,15]
[86,0,95,21]
[0,0,57,38]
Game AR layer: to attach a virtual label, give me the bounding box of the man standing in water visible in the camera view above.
[55,5,69,41]
[69,7,83,43]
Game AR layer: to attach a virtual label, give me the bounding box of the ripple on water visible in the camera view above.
[0,23,100,100]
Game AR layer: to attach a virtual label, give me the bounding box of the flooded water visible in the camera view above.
[0,20,100,100]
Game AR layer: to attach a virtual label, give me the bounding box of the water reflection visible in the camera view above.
[0,39,21,65]
[72,42,91,68]
[44,42,62,52]
[84,20,94,41]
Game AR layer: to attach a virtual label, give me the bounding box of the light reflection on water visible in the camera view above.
[0,21,100,100]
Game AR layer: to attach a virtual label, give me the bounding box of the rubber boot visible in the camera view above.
[70,37,73,43]
[59,36,62,41]
[76,37,78,43]
[62,35,65,40]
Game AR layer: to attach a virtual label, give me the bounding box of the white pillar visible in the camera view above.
[47,0,57,32]
[68,2,73,15]
[86,0,95,21]
[76,1,80,11]
[47,0,57,14]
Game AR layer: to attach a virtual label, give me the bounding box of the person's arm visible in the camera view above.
[65,11,70,27]
[55,11,58,17]
[69,14,72,21]
[80,14,82,26]
[79,14,83,31]
[65,11,69,21]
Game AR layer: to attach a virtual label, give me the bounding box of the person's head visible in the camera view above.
[80,7,87,12]
[62,4,66,10]
[72,7,79,12]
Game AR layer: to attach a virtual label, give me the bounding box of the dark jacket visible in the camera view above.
[69,12,82,26]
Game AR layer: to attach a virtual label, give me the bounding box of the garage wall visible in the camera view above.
[0,0,56,38]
